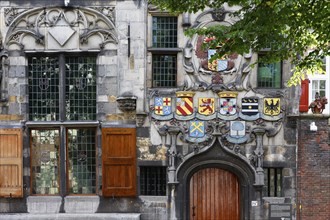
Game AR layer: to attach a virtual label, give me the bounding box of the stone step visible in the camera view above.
[0,213,141,220]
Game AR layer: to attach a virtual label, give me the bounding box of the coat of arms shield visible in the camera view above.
[198,98,215,115]
[208,49,227,71]
[189,120,205,138]
[219,91,238,115]
[263,98,281,116]
[176,91,195,116]
[241,98,259,116]
[154,97,172,116]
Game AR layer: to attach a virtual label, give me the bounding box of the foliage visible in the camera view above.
[149,0,330,86]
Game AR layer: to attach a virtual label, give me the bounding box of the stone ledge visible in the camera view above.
[288,113,330,119]
[0,114,24,121]
[27,196,62,214]
[0,213,141,220]
[64,196,99,213]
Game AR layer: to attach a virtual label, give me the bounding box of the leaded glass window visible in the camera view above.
[29,54,97,195]
[152,17,177,48]
[152,54,177,87]
[67,128,96,194]
[151,16,178,88]
[28,55,96,121]
[28,57,60,121]
[31,129,60,195]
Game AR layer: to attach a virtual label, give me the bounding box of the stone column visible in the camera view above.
[167,126,180,185]
[253,128,265,186]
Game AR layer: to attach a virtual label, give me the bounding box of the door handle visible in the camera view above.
[192,206,196,217]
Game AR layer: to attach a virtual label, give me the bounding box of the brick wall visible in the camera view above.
[297,116,330,220]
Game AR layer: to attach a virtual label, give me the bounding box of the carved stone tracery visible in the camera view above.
[4,6,118,51]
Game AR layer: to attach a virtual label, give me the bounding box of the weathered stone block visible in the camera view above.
[27,196,61,213]
[64,196,99,213]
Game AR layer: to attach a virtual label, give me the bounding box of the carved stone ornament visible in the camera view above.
[136,112,147,127]
[4,7,118,51]
[116,94,137,112]
[182,8,253,92]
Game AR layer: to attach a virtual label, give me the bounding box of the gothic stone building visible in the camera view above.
[0,1,329,220]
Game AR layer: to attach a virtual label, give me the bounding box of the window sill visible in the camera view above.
[25,121,100,128]
[139,195,167,202]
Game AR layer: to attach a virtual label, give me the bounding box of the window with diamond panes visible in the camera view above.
[140,166,167,196]
[28,55,96,121]
[257,56,281,88]
[152,17,177,48]
[152,54,177,87]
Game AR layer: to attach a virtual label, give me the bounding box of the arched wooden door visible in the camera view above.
[189,168,240,220]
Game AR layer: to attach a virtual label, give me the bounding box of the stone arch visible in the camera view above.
[4,6,118,51]
[175,139,256,219]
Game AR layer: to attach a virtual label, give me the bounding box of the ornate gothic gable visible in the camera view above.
[4,6,118,51]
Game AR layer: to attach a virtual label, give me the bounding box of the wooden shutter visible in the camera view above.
[0,128,23,198]
[299,79,310,112]
[102,127,136,197]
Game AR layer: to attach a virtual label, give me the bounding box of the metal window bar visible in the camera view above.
[67,128,96,194]
[140,166,167,196]
[264,168,282,197]
[152,17,178,48]
[152,54,177,87]
[65,56,96,121]
[28,57,60,121]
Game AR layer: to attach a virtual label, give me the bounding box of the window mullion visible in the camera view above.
[60,125,67,196]
[59,54,66,121]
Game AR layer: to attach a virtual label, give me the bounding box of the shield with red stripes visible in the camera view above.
[176,97,194,116]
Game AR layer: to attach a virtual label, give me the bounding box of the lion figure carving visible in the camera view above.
[309,95,328,114]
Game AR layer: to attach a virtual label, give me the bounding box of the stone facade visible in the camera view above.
[0,1,329,220]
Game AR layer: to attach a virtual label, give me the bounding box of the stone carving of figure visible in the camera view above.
[0,31,8,101]
[309,92,328,114]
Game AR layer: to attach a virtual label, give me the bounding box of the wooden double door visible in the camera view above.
[189,168,240,220]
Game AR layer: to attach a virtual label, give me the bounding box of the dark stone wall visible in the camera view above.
[297,116,330,220]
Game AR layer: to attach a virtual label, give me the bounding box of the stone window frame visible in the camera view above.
[27,52,100,196]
